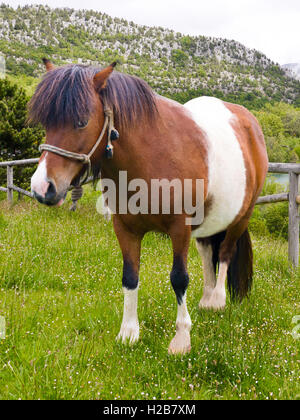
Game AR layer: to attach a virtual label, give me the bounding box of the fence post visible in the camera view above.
[6,165,13,205]
[288,172,299,268]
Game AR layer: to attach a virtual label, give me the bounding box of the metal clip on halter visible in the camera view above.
[105,144,114,159]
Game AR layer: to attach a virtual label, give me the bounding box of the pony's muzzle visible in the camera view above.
[32,180,62,206]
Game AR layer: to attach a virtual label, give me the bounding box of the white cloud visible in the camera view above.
[4,0,300,64]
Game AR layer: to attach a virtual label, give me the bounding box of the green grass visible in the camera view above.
[0,188,299,400]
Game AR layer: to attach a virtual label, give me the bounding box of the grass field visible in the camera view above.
[0,187,299,400]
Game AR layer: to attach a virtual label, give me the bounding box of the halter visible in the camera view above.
[39,104,119,185]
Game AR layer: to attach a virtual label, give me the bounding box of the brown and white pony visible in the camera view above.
[29,60,268,354]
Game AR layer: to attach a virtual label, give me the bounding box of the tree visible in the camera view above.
[171,49,189,68]
[0,78,44,190]
[253,103,300,163]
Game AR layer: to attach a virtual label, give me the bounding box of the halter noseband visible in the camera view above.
[39,104,119,185]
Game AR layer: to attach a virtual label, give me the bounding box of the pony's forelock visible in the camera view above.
[28,64,158,131]
[28,65,96,129]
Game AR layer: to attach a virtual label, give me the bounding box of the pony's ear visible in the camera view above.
[93,62,117,91]
[42,58,55,72]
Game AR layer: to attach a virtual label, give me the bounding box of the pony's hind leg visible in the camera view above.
[113,217,142,345]
[196,239,216,308]
[197,234,229,311]
[204,221,253,311]
[208,262,228,310]
[168,228,192,355]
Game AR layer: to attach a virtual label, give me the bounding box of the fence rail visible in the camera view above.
[0,158,39,167]
[0,159,299,267]
[257,163,300,267]
[0,158,39,200]
[0,158,93,209]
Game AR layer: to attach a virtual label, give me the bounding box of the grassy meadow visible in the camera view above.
[0,187,299,400]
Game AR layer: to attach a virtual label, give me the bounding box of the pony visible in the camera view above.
[29,60,268,354]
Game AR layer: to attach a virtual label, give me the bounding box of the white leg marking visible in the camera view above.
[168,294,192,355]
[31,155,49,197]
[196,241,216,308]
[117,287,139,345]
[98,178,112,221]
[103,205,112,222]
[207,262,228,311]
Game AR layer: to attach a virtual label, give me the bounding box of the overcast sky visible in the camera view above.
[5,0,300,64]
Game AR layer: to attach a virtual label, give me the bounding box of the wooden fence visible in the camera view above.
[256,163,300,268]
[0,159,300,267]
[0,158,93,210]
[0,158,39,199]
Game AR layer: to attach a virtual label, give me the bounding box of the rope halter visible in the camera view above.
[39,104,119,185]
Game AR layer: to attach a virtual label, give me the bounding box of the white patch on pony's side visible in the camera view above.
[184,97,246,238]
[31,154,50,198]
[117,287,139,345]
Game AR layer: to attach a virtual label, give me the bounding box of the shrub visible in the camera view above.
[171,49,189,68]
[0,78,44,191]
[253,103,300,163]
[248,208,269,237]
[263,202,289,240]
[294,145,300,160]
[249,203,289,240]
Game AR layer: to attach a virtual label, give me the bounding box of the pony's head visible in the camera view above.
[29,59,157,206]
[29,59,116,206]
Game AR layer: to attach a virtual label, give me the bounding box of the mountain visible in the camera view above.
[282,63,300,81]
[0,4,300,108]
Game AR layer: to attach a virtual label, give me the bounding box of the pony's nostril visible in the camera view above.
[45,181,57,201]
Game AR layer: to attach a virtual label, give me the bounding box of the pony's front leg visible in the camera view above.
[117,271,140,344]
[114,217,142,345]
[168,229,192,355]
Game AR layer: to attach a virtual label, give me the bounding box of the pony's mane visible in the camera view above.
[28,64,158,130]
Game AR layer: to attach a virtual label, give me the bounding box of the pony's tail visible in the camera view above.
[210,229,253,302]
[227,229,253,302]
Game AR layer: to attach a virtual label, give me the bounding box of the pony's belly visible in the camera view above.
[184,97,246,239]
[192,196,242,238]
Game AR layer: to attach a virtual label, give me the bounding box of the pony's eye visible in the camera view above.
[76,120,88,129]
